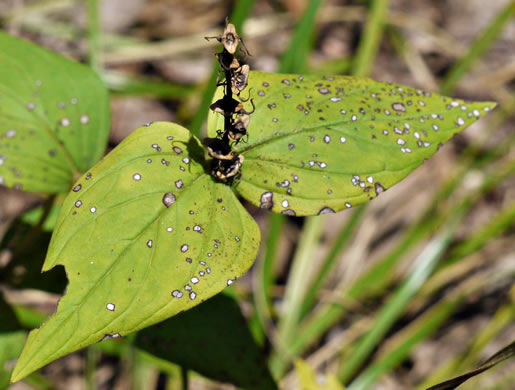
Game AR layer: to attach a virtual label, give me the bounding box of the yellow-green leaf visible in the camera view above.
[11,122,260,382]
[0,32,110,193]
[208,72,496,216]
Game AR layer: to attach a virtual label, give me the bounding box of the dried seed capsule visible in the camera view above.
[228,115,250,142]
[205,23,240,55]
[215,52,240,71]
[210,96,244,116]
[215,154,244,180]
[231,64,250,95]
[204,137,234,160]
[206,20,250,182]
[221,23,239,54]
[233,115,250,131]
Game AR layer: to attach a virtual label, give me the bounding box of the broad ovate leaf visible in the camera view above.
[0,32,110,193]
[208,71,496,216]
[11,122,260,382]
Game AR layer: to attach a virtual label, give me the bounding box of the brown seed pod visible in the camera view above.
[233,115,250,131]
[228,115,250,143]
[215,52,240,71]
[204,19,251,183]
[221,23,239,54]
[231,64,250,95]
[215,154,244,180]
[210,96,244,116]
[205,23,240,55]
[204,137,234,160]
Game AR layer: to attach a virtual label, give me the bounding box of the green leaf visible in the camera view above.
[135,292,277,390]
[0,293,25,388]
[11,122,260,382]
[208,71,496,216]
[21,202,62,232]
[0,31,110,194]
[426,339,515,390]
[295,359,346,390]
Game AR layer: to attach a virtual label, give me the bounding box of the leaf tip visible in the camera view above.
[487,100,498,111]
[480,100,498,112]
[10,328,48,383]
[10,358,30,384]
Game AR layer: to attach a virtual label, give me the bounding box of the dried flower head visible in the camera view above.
[221,23,239,54]
[210,97,244,116]
[231,64,250,95]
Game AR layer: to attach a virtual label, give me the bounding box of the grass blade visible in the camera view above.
[86,0,101,73]
[103,71,192,98]
[416,285,515,390]
[299,205,366,320]
[352,0,390,76]
[440,2,515,94]
[252,213,286,345]
[272,216,327,376]
[426,339,515,390]
[343,217,462,386]
[279,0,325,73]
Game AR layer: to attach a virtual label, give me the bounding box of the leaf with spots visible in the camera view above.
[208,71,496,216]
[11,122,260,382]
[135,292,278,390]
[0,32,110,193]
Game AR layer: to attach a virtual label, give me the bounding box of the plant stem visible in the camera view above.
[181,366,188,390]
[189,1,256,137]
[352,0,390,76]
[86,0,102,74]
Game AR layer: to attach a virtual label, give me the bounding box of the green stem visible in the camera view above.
[272,215,326,376]
[279,0,325,74]
[253,213,286,344]
[86,0,102,74]
[189,1,256,137]
[85,348,98,390]
[181,366,188,390]
[352,0,390,77]
[9,195,55,261]
[299,205,366,319]
[342,213,464,386]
